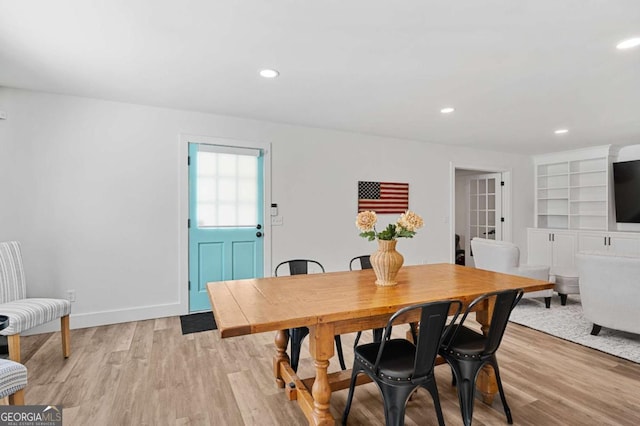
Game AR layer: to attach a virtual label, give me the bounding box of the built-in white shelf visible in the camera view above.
[534,146,616,231]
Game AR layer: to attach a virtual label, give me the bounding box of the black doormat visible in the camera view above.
[180,312,217,335]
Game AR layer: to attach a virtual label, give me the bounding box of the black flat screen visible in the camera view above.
[613,160,640,223]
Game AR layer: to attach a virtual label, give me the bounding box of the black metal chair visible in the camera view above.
[274,259,347,372]
[349,255,373,271]
[349,255,384,344]
[439,289,524,426]
[342,300,463,426]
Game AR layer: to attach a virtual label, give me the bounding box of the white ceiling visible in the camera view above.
[1,1,639,155]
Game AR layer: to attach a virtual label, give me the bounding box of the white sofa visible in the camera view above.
[576,252,640,336]
[471,238,553,308]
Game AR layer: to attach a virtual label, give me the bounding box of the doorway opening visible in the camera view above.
[450,164,512,267]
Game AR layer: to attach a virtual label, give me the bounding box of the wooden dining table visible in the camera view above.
[207,263,553,426]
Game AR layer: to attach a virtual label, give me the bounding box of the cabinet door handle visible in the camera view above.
[604,236,607,246]
[608,237,611,246]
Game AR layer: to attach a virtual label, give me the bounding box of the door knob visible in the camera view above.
[256,232,262,237]
[256,224,262,230]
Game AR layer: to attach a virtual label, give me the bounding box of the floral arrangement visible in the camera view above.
[356,210,424,241]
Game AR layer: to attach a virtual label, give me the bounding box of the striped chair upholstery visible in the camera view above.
[0,241,71,363]
[0,359,27,404]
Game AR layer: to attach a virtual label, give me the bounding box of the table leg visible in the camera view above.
[475,300,498,405]
[274,329,290,388]
[309,323,335,426]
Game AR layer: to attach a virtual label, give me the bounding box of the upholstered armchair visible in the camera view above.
[471,238,553,308]
[0,241,71,362]
[576,252,640,336]
[0,358,27,405]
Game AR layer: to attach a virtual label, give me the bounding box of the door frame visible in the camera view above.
[449,162,512,264]
[179,134,272,314]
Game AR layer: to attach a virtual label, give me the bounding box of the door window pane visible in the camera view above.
[468,174,502,243]
[218,154,238,176]
[237,178,257,201]
[238,156,257,177]
[479,180,487,194]
[197,151,259,227]
[218,177,237,202]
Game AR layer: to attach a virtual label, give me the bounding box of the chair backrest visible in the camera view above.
[349,255,372,271]
[576,252,640,334]
[376,300,462,380]
[471,238,520,273]
[0,241,27,303]
[447,289,524,356]
[274,259,325,276]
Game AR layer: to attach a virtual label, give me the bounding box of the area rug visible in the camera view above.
[180,312,217,335]
[509,295,640,364]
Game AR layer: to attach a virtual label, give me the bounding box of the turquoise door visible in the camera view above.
[188,143,264,312]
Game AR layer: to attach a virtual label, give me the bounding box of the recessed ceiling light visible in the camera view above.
[616,37,640,50]
[440,107,455,114]
[259,69,279,78]
[554,129,569,135]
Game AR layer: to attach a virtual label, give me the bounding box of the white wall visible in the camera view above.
[0,87,535,332]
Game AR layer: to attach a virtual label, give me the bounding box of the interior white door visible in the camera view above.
[468,173,503,264]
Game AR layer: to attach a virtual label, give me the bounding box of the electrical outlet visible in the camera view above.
[67,290,76,303]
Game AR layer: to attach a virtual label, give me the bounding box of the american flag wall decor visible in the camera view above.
[358,181,409,214]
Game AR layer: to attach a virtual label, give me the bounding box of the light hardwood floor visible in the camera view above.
[19,317,640,426]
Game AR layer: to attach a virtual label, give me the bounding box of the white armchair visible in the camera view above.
[471,238,553,308]
[576,252,640,336]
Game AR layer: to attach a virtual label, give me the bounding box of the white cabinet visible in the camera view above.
[534,146,616,231]
[529,146,640,274]
[610,235,640,255]
[528,229,640,274]
[527,228,578,271]
[578,231,640,256]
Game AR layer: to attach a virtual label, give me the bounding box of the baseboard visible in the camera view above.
[22,302,186,335]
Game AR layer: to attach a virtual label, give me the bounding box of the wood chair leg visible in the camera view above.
[61,315,71,358]
[8,335,20,363]
[8,389,25,405]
